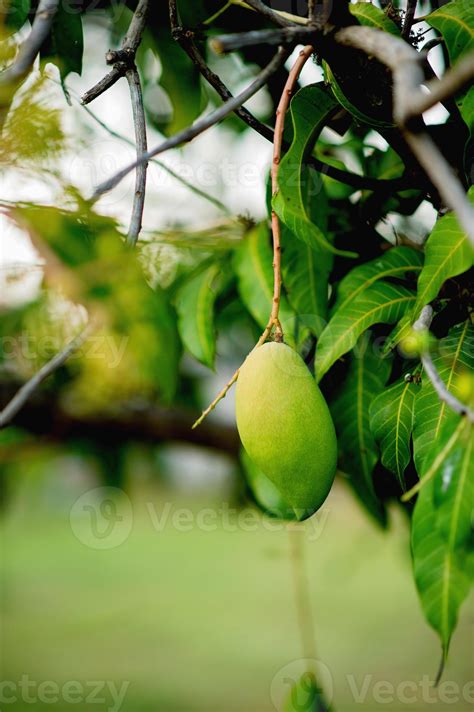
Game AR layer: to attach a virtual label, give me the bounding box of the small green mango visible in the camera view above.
[236,342,337,519]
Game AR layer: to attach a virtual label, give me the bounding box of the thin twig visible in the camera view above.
[0,325,91,430]
[93,48,289,199]
[51,78,230,215]
[271,45,315,339]
[402,0,418,39]
[243,0,296,27]
[335,26,474,248]
[81,0,149,105]
[192,46,314,429]
[125,67,148,246]
[211,26,313,52]
[414,306,474,422]
[0,0,59,85]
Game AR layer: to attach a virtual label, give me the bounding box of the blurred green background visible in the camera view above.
[1,452,472,712]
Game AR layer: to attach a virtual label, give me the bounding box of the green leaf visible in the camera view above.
[153,29,205,136]
[282,235,329,338]
[273,84,356,258]
[283,672,332,712]
[234,223,295,340]
[176,263,222,369]
[332,246,423,316]
[413,320,474,473]
[48,0,84,78]
[315,282,416,382]
[369,373,420,489]
[384,193,474,353]
[427,0,474,65]
[349,2,401,34]
[3,0,31,34]
[331,341,391,525]
[412,414,474,659]
[413,197,473,318]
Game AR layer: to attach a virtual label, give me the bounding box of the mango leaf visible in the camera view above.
[427,0,474,65]
[331,341,391,525]
[283,672,332,712]
[413,196,473,317]
[324,61,395,130]
[44,0,84,78]
[176,263,223,369]
[273,83,356,258]
[234,223,295,343]
[384,192,474,353]
[413,320,474,473]
[282,235,329,338]
[349,2,401,34]
[152,29,205,136]
[3,0,31,34]
[369,373,420,489]
[281,162,332,336]
[332,246,423,316]
[315,282,416,382]
[412,413,474,661]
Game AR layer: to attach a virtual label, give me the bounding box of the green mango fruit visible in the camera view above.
[236,342,337,520]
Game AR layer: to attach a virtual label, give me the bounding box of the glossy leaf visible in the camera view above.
[413,320,474,473]
[349,2,400,34]
[176,263,222,369]
[315,282,416,382]
[412,196,473,318]
[332,246,423,316]
[384,192,474,353]
[427,0,474,64]
[369,374,420,489]
[234,223,294,340]
[273,84,356,258]
[331,342,391,524]
[412,414,474,659]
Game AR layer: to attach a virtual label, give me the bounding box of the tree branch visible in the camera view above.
[125,67,148,246]
[0,385,241,456]
[402,0,417,40]
[242,0,296,27]
[92,47,289,199]
[0,325,91,430]
[81,0,149,105]
[335,26,474,248]
[0,0,59,86]
[169,3,410,193]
